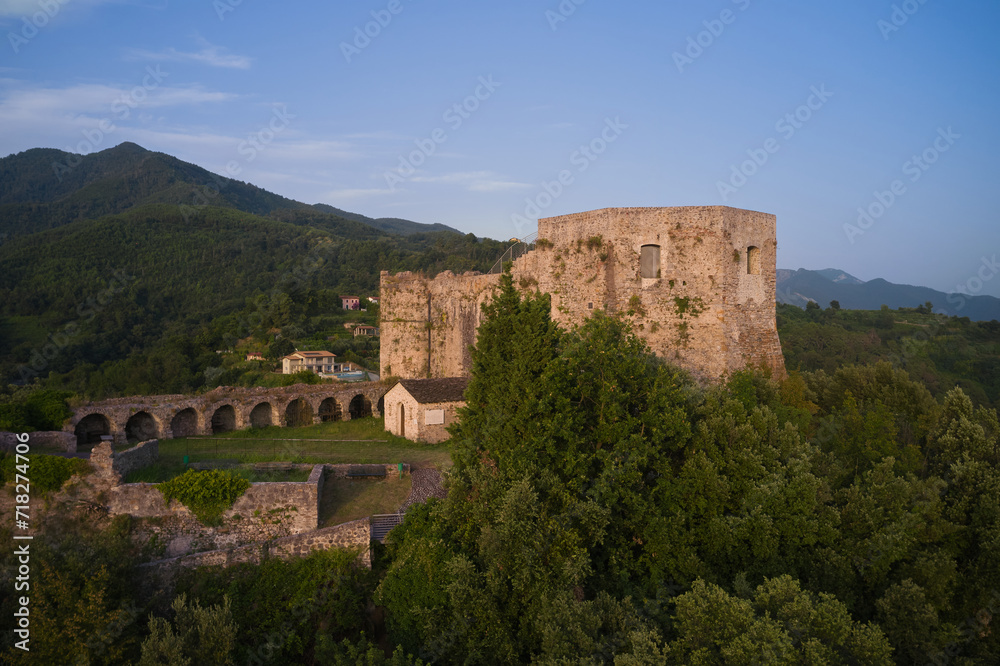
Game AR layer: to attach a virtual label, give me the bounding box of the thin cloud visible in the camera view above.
[0,82,236,122]
[324,187,393,201]
[125,44,252,69]
[410,171,533,192]
[0,0,61,15]
[0,0,119,17]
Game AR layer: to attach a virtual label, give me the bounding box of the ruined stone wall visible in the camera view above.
[112,439,159,479]
[89,440,158,484]
[109,464,322,531]
[139,518,372,579]
[325,463,410,478]
[107,463,327,561]
[0,431,76,453]
[381,206,785,383]
[380,270,500,379]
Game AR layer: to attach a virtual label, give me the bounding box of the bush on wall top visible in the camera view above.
[158,469,251,525]
[1,453,90,494]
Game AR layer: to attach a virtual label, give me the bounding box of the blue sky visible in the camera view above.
[2,0,999,298]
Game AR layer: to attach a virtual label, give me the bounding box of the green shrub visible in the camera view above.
[1,453,90,494]
[157,469,250,525]
[174,549,376,663]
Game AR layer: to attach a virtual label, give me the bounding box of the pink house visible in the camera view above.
[341,295,361,310]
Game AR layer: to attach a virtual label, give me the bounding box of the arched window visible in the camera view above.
[747,246,760,275]
[640,245,660,279]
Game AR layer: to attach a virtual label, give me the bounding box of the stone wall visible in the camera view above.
[113,439,159,479]
[140,518,372,579]
[89,440,158,484]
[0,431,76,453]
[381,206,786,383]
[108,463,326,556]
[380,271,501,379]
[325,463,411,478]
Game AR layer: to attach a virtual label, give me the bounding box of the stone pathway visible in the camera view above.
[399,468,446,513]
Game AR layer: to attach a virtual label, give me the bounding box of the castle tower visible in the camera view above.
[380,206,785,382]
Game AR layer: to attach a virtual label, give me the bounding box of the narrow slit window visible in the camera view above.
[747,246,760,275]
[640,245,660,279]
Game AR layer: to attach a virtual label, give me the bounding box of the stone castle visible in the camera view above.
[380,206,785,383]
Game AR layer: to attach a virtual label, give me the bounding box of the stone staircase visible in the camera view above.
[371,513,404,543]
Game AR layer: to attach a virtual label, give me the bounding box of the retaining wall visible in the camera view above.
[0,431,76,453]
[139,518,372,578]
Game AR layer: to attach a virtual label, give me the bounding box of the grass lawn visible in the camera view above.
[153,417,452,472]
[319,474,412,527]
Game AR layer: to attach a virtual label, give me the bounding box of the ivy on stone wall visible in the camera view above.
[158,469,250,525]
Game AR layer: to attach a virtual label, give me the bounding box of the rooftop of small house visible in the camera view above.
[394,377,470,404]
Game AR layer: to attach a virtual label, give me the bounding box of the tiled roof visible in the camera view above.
[283,351,335,360]
[397,377,470,404]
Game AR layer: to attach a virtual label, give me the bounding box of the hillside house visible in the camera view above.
[383,378,468,443]
[246,352,265,361]
[341,295,361,310]
[281,351,338,375]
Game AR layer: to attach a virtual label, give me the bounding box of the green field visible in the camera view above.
[130,417,452,482]
[319,474,413,527]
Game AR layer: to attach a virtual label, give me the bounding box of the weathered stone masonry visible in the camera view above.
[381,206,785,383]
[68,382,386,448]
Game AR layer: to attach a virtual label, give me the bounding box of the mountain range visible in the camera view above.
[777,268,1000,322]
[0,141,455,239]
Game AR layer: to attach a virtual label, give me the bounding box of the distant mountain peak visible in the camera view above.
[813,268,866,285]
[108,141,148,153]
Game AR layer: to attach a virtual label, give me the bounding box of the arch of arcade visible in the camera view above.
[67,383,387,448]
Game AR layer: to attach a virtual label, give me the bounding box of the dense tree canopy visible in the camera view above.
[3,273,999,663]
[372,273,1000,664]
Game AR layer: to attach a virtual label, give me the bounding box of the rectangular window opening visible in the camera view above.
[640,245,661,279]
[747,246,761,275]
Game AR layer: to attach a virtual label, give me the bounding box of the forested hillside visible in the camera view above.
[778,302,1000,409]
[0,204,503,397]
[0,142,510,400]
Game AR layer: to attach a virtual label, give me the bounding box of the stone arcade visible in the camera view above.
[67,383,386,448]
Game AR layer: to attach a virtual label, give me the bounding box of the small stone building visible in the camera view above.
[383,378,469,443]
